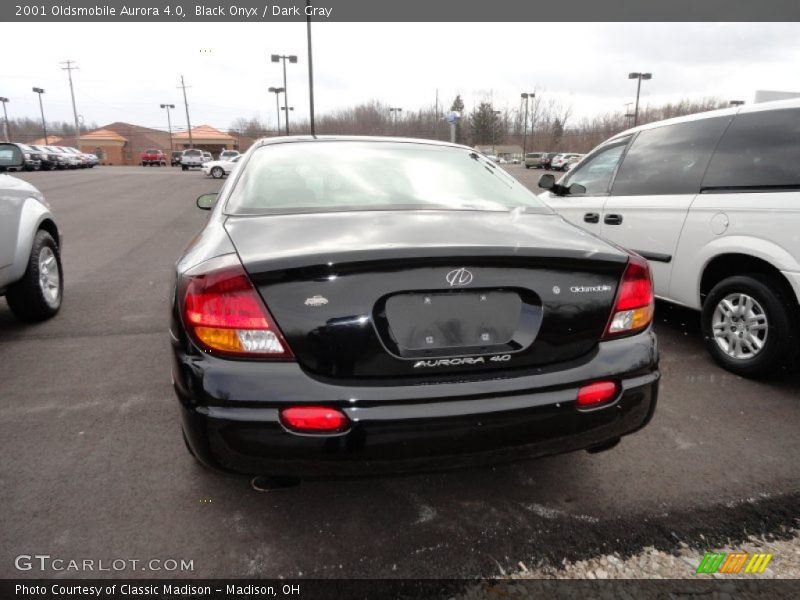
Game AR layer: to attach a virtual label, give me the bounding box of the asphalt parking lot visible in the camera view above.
[1,165,798,579]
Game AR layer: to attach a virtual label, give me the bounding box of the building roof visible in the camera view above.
[99,122,172,151]
[79,128,128,142]
[173,124,235,142]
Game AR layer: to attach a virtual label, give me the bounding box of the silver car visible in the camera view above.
[0,143,63,321]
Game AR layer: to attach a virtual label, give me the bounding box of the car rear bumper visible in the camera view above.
[173,331,659,477]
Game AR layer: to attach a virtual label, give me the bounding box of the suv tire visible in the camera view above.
[701,274,797,377]
[6,230,63,322]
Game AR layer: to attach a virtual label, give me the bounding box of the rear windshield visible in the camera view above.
[225,142,550,216]
[526,153,542,158]
[184,150,201,156]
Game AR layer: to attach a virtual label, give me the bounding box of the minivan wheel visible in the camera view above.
[6,230,63,322]
[702,274,796,377]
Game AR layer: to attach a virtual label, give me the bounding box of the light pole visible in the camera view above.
[389,107,402,134]
[32,87,48,145]
[160,104,175,151]
[628,72,652,127]
[268,86,285,134]
[729,100,745,107]
[491,109,501,155]
[271,54,297,135]
[0,97,9,142]
[306,0,316,136]
[520,92,535,158]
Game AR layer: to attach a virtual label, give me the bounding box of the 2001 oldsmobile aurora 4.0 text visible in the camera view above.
[170,138,659,477]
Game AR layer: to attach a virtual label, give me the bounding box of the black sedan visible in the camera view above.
[171,137,659,478]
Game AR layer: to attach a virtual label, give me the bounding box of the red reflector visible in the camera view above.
[280,406,350,433]
[576,381,619,408]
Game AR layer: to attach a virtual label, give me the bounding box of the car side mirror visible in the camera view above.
[568,183,587,195]
[196,192,218,210]
[0,143,24,170]
[538,173,555,190]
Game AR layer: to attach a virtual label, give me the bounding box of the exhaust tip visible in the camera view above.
[250,475,301,492]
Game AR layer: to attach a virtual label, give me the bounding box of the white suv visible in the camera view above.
[180,149,204,171]
[539,99,800,376]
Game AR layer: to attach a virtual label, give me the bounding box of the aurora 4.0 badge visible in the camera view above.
[413,354,512,368]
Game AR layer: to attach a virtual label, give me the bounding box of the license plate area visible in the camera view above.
[375,289,542,359]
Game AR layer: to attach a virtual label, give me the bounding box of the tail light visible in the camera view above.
[603,254,654,338]
[181,254,293,359]
[280,406,350,433]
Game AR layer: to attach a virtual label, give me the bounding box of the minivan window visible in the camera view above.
[563,137,630,195]
[611,116,730,196]
[703,108,800,190]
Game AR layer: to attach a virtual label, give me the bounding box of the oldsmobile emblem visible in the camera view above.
[304,295,329,307]
[446,267,474,287]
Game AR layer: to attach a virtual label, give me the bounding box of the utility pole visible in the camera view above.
[628,72,652,127]
[306,0,316,137]
[32,87,48,145]
[0,97,9,142]
[61,60,82,149]
[178,75,193,148]
[491,109,501,155]
[520,92,535,158]
[268,87,284,134]
[160,104,175,150]
[389,107,402,135]
[271,54,297,135]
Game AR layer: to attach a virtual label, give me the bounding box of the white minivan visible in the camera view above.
[539,99,800,376]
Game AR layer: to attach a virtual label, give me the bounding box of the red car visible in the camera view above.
[140,149,167,167]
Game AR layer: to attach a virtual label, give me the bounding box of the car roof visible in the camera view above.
[610,97,800,141]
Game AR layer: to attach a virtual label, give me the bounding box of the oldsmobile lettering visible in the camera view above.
[570,284,613,293]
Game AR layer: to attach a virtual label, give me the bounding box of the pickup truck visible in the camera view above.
[140,149,167,167]
[180,149,204,171]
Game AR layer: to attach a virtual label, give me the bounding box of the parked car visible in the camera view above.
[563,154,585,172]
[524,152,547,169]
[172,137,659,478]
[551,153,582,171]
[219,150,240,160]
[61,146,94,168]
[29,145,61,170]
[539,99,800,376]
[202,151,213,163]
[51,146,80,169]
[140,148,167,167]
[180,149,204,171]
[540,152,560,169]
[201,154,242,179]
[0,143,63,322]
[9,143,41,171]
[170,151,183,167]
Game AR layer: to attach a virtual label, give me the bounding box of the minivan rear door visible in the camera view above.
[599,115,732,297]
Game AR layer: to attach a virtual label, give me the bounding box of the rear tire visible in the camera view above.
[701,274,797,377]
[181,165,188,171]
[6,230,63,322]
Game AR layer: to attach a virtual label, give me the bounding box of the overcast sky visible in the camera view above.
[3,22,800,132]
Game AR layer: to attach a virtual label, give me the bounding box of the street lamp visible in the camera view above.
[271,54,297,135]
[268,86,285,134]
[491,109,501,155]
[389,107,402,134]
[628,72,652,127]
[520,92,535,158]
[32,87,48,145]
[729,100,745,107]
[160,103,175,151]
[0,97,9,142]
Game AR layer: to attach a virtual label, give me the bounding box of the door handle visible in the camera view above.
[583,212,600,224]
[604,213,623,225]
